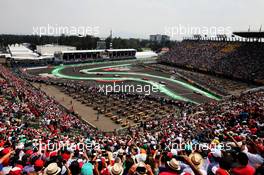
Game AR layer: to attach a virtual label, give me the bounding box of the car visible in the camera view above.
[113,74,121,77]
[142,77,149,81]
[193,91,202,96]
[96,73,103,76]
[159,81,167,85]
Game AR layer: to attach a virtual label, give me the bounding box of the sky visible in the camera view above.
[0,0,263,40]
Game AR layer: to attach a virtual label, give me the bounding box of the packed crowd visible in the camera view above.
[143,64,250,96]
[1,65,264,175]
[159,40,264,82]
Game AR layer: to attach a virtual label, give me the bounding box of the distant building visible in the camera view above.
[58,49,136,61]
[96,40,106,49]
[135,51,158,59]
[150,34,170,43]
[8,44,53,63]
[36,44,76,56]
[9,44,39,59]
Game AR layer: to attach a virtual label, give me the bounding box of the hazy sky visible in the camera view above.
[1,0,263,39]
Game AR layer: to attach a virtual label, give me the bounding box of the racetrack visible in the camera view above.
[48,61,221,104]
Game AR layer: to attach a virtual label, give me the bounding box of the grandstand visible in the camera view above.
[7,45,137,66]
[36,44,76,56]
[159,34,264,85]
[57,49,137,63]
[8,44,53,65]
[233,31,264,42]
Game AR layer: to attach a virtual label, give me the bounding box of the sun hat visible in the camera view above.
[44,163,61,175]
[189,152,204,168]
[136,162,147,174]
[110,163,124,175]
[167,158,181,171]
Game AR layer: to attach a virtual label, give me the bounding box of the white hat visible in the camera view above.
[136,162,147,174]
[167,158,181,171]
[16,143,24,150]
[171,149,178,156]
[211,149,222,158]
[44,163,61,175]
[2,166,13,175]
[136,154,147,163]
[110,163,123,175]
[189,153,204,168]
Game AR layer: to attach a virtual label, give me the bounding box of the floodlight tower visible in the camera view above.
[109,29,113,49]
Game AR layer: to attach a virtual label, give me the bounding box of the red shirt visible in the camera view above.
[216,168,230,175]
[160,172,190,175]
[232,165,255,175]
[159,171,179,175]
[101,168,110,175]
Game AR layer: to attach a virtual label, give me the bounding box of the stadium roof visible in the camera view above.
[62,50,105,54]
[62,49,136,54]
[107,49,136,52]
[233,31,264,38]
[12,56,52,60]
[136,51,157,59]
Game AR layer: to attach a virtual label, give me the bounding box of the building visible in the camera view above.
[9,44,40,60]
[57,49,136,62]
[8,44,136,65]
[107,49,136,59]
[8,44,53,64]
[150,34,170,43]
[135,51,158,59]
[96,40,107,49]
[36,44,76,56]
